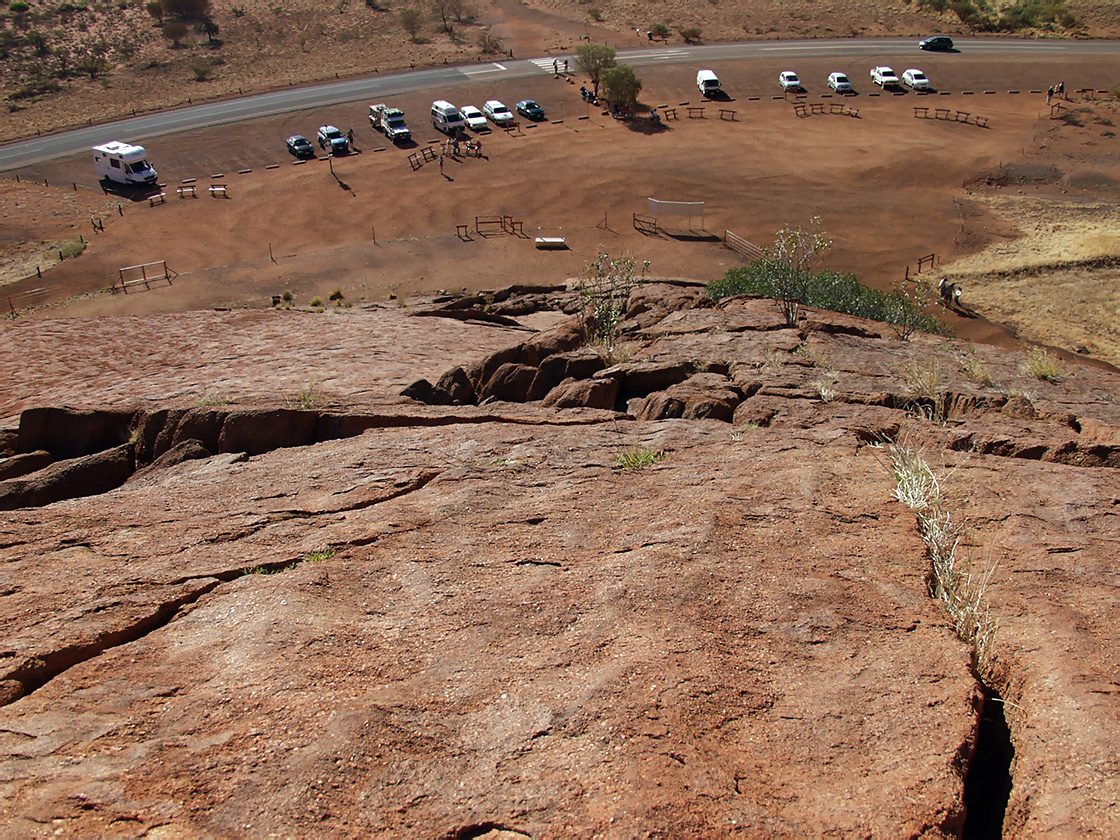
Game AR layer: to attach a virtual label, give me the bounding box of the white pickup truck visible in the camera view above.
[369,104,412,144]
[870,66,900,87]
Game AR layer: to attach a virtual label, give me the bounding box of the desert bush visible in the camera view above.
[145,0,163,22]
[191,63,212,81]
[58,238,86,259]
[577,250,648,354]
[678,26,702,43]
[587,6,602,21]
[1023,346,1064,382]
[709,262,946,336]
[400,7,422,40]
[328,288,344,301]
[477,29,503,55]
[997,0,1078,30]
[615,447,665,469]
[309,297,323,308]
[302,548,335,562]
[897,357,942,400]
[162,20,188,46]
[650,23,669,38]
[281,289,293,302]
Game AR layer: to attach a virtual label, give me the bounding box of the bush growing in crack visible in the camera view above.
[883,440,998,672]
[577,250,648,358]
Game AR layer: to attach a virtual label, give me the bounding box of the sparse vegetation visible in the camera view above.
[58,238,86,260]
[577,250,649,355]
[710,219,947,336]
[162,21,189,47]
[400,7,423,40]
[1023,346,1065,382]
[884,441,998,672]
[678,26,702,43]
[302,548,336,562]
[897,357,942,400]
[477,29,503,55]
[191,64,213,81]
[293,381,322,409]
[951,344,995,386]
[309,297,323,308]
[329,289,344,301]
[281,290,293,302]
[195,391,228,406]
[614,447,665,469]
[650,23,670,39]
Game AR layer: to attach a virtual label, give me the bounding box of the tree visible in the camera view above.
[146,0,164,23]
[399,7,422,40]
[574,43,615,96]
[162,0,211,21]
[577,251,649,356]
[678,26,702,44]
[650,23,670,39]
[762,217,833,326]
[74,51,109,79]
[162,21,189,47]
[601,63,642,107]
[430,0,453,34]
[448,0,473,24]
[199,14,219,43]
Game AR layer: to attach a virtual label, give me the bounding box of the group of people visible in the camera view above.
[1045,82,1066,104]
[579,86,598,105]
[442,134,483,158]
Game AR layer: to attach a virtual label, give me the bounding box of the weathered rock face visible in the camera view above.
[0,290,1118,838]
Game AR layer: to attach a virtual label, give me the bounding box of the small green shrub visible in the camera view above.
[191,64,212,82]
[650,23,670,38]
[309,297,322,307]
[328,289,343,301]
[302,548,335,563]
[587,6,602,21]
[58,238,86,259]
[678,26,702,43]
[281,289,293,302]
[614,447,665,469]
[951,344,995,386]
[708,263,947,337]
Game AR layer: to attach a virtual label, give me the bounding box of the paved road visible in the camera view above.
[2,37,1117,171]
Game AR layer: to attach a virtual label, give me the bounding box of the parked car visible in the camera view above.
[827,72,852,93]
[919,35,954,51]
[870,66,900,87]
[316,125,349,155]
[483,99,515,125]
[902,68,932,91]
[460,105,488,131]
[285,134,315,158]
[517,99,546,120]
[778,71,801,92]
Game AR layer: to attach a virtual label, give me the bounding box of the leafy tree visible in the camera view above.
[650,23,670,39]
[146,0,164,23]
[601,63,642,107]
[199,14,219,43]
[400,7,423,40]
[574,43,615,96]
[162,0,211,21]
[27,29,48,55]
[678,26,702,43]
[430,0,454,34]
[162,20,189,46]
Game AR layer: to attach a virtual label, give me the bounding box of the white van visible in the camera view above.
[696,70,721,97]
[92,141,158,186]
[431,100,466,135]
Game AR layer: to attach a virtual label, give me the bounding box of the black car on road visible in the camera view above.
[919,36,954,51]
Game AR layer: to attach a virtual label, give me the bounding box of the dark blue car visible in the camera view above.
[516,99,546,120]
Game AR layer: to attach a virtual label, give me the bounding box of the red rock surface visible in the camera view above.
[0,289,1117,837]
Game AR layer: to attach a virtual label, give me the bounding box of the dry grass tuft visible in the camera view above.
[950,344,996,387]
[884,441,998,671]
[1023,346,1065,383]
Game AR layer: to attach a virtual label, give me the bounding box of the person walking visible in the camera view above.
[452,136,460,157]
[1058,81,1065,97]
[1046,86,1053,104]
[439,153,444,175]
[553,59,558,76]
[476,138,483,158]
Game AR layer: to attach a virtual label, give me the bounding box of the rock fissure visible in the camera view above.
[1,577,220,707]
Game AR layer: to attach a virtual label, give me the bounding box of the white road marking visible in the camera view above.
[462,63,507,75]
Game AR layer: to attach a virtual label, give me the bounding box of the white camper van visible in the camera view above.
[696,70,721,97]
[430,100,466,135]
[92,141,158,186]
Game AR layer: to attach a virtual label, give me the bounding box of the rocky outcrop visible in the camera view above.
[1,291,1119,838]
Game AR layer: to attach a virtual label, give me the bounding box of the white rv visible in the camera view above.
[430,100,466,135]
[92,141,158,186]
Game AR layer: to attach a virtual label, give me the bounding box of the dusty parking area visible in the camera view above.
[4,53,1120,356]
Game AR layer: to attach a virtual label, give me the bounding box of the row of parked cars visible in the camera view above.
[285,125,350,158]
[777,65,933,94]
[436,98,546,134]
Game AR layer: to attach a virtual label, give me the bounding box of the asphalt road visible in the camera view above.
[1,37,1118,171]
